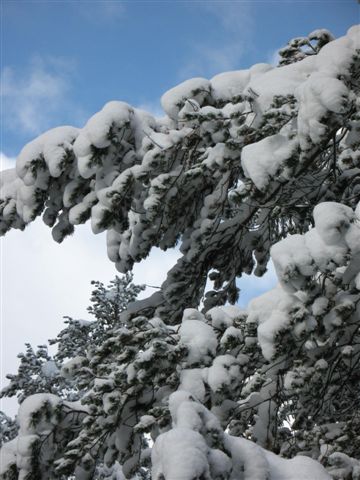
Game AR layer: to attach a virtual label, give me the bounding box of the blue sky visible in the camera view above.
[1,0,359,415]
[2,0,358,156]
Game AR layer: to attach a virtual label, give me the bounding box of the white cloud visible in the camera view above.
[179,2,253,78]
[74,0,126,24]
[136,100,165,119]
[1,55,87,136]
[180,43,246,79]
[267,48,281,67]
[0,152,16,170]
[1,214,179,416]
[203,2,253,34]
[237,262,277,308]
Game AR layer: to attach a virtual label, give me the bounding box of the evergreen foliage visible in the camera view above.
[0,26,359,479]
[0,274,144,459]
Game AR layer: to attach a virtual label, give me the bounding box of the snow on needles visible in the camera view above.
[0,26,359,279]
[249,201,360,361]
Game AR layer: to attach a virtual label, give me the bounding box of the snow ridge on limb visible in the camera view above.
[1,26,359,321]
[152,392,331,479]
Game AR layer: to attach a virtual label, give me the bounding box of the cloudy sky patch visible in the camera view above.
[1,55,88,140]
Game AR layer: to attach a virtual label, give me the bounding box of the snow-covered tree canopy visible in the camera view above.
[0,26,360,480]
[0,274,144,405]
[1,26,359,323]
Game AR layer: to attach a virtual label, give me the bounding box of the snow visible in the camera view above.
[208,448,232,478]
[16,434,38,467]
[247,285,295,360]
[153,388,333,479]
[265,449,331,480]
[16,126,79,180]
[296,75,348,148]
[2,393,71,479]
[220,326,244,348]
[249,200,359,359]
[152,428,210,480]
[97,461,125,480]
[179,369,206,402]
[161,77,211,120]
[304,228,347,273]
[75,101,132,153]
[0,438,17,475]
[41,360,59,378]
[284,371,303,391]
[240,26,360,154]
[138,415,156,429]
[213,430,331,480]
[179,310,218,366]
[295,27,359,149]
[341,345,354,357]
[225,435,269,480]
[355,271,360,290]
[328,451,360,479]
[247,55,317,112]
[207,354,240,393]
[206,304,245,330]
[316,25,359,77]
[312,296,329,316]
[18,393,61,435]
[61,355,87,380]
[210,63,272,103]
[315,359,328,370]
[308,29,335,42]
[242,123,298,190]
[202,143,227,170]
[1,168,22,200]
[313,202,355,247]
[271,201,360,292]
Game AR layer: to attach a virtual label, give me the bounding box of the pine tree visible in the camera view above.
[0,274,144,458]
[0,412,17,448]
[0,26,359,479]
